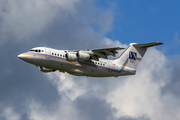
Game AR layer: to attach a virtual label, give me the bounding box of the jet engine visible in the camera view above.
[65,52,78,61]
[39,67,56,73]
[77,52,90,60]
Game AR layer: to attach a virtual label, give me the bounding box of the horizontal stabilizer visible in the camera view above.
[132,42,163,48]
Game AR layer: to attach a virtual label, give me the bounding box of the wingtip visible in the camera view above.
[117,47,125,50]
[155,42,163,46]
[158,42,163,45]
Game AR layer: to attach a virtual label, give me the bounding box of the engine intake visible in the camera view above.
[77,52,90,60]
[65,52,78,61]
[39,67,56,73]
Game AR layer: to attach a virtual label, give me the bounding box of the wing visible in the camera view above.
[68,47,124,61]
[91,47,124,59]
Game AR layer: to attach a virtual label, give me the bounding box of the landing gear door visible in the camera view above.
[45,48,51,59]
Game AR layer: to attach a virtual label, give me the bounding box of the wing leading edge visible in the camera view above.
[68,47,124,60]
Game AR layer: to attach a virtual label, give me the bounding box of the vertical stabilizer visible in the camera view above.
[114,42,163,70]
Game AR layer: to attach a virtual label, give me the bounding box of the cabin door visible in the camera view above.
[45,48,51,59]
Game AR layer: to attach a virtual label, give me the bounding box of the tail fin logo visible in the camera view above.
[129,51,137,63]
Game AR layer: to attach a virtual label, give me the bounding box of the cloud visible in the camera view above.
[106,50,166,119]
[46,72,86,100]
[0,0,81,44]
[1,107,20,120]
[28,98,80,120]
[0,0,113,49]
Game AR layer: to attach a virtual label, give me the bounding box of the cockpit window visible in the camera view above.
[29,49,34,52]
[29,49,42,52]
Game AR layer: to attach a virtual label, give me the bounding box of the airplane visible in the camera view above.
[18,42,163,77]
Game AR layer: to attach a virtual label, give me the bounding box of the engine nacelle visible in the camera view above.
[77,52,90,60]
[65,52,78,61]
[39,67,56,73]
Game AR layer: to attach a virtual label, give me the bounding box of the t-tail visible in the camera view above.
[113,42,163,75]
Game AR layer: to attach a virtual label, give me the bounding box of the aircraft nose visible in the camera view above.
[18,54,23,59]
[18,54,26,60]
[18,53,34,63]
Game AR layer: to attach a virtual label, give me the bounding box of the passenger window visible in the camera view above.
[55,53,56,55]
[52,53,54,55]
[58,54,59,56]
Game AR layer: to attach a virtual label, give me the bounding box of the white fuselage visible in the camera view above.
[18,47,135,77]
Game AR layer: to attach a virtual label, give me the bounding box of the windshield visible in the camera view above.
[29,49,42,52]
